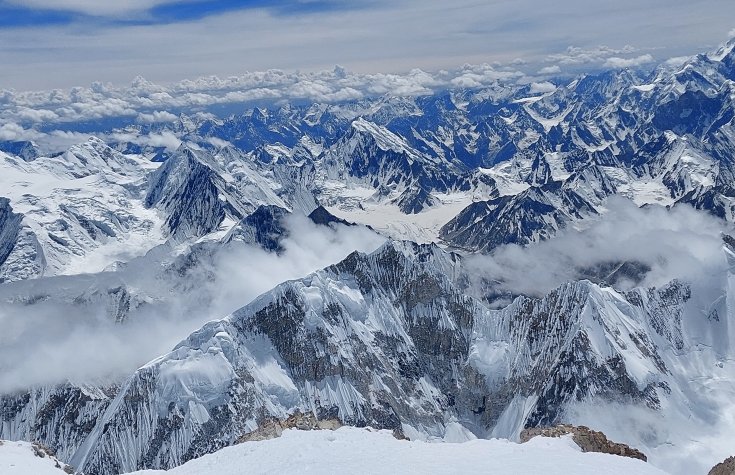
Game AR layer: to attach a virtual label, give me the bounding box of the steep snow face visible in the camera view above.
[125,427,668,475]
[475,280,691,439]
[0,385,115,464]
[4,241,722,475]
[69,241,484,474]
[562,246,735,475]
[145,145,293,240]
[0,140,165,281]
[318,118,465,196]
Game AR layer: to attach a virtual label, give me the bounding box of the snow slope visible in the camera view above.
[128,427,667,475]
[0,440,75,474]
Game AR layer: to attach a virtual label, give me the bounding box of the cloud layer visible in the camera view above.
[466,197,730,305]
[0,0,733,92]
[0,214,385,393]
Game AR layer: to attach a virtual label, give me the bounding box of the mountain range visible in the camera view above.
[2,37,735,475]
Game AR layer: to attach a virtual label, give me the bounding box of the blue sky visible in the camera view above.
[0,0,364,25]
[0,0,733,90]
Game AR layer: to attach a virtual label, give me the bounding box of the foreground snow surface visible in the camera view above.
[0,441,70,474]
[127,427,668,475]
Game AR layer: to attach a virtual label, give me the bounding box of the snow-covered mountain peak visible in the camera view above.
[44,136,147,180]
[708,36,735,63]
[349,117,420,158]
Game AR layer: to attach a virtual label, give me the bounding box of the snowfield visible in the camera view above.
[122,427,668,475]
[0,440,73,474]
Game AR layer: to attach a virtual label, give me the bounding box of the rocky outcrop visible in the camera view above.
[0,440,77,474]
[235,411,342,443]
[0,197,24,277]
[222,205,290,252]
[520,424,647,461]
[709,456,735,475]
[29,442,77,474]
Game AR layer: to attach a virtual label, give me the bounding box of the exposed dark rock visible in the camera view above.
[392,186,437,214]
[520,424,647,462]
[308,205,354,227]
[223,205,290,253]
[709,456,735,475]
[236,411,342,443]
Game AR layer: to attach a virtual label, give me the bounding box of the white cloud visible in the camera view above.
[529,81,557,94]
[537,65,561,75]
[137,110,179,123]
[664,56,690,68]
[545,45,645,67]
[729,28,735,38]
[466,197,729,304]
[110,130,182,151]
[0,63,528,130]
[603,54,655,69]
[205,137,232,149]
[0,122,30,141]
[0,214,386,392]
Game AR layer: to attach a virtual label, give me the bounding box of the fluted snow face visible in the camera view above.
[145,148,229,239]
[70,242,485,473]
[3,241,720,475]
[474,280,691,438]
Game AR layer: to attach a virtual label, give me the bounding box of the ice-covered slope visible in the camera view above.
[0,139,165,281]
[0,440,77,474]
[127,427,667,475]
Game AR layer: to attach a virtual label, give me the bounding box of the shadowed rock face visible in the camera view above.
[0,198,23,275]
[0,141,39,161]
[223,205,290,253]
[709,456,735,475]
[145,148,230,239]
[520,424,648,461]
[439,183,597,252]
[307,206,353,227]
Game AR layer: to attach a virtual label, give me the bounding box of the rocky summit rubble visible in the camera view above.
[236,411,343,443]
[709,456,735,475]
[520,424,647,461]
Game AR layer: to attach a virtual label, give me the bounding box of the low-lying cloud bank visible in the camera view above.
[1,198,731,395]
[466,197,731,305]
[0,65,522,130]
[0,214,385,393]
